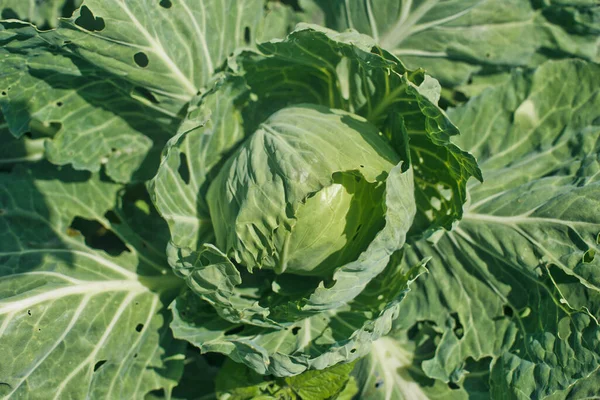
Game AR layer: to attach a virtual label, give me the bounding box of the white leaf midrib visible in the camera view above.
[0,248,138,280]
[370,337,430,400]
[0,279,146,315]
[3,298,91,398]
[113,1,197,96]
[52,292,138,399]
[463,212,600,229]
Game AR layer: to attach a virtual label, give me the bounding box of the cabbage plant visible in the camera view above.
[0,1,598,399]
[150,25,479,376]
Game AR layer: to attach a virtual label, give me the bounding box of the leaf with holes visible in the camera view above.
[56,0,293,112]
[149,74,250,251]
[388,59,600,399]
[0,164,185,399]
[0,21,178,183]
[0,0,294,183]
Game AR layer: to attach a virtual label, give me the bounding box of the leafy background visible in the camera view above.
[0,0,599,399]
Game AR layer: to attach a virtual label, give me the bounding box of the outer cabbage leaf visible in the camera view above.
[387,60,600,398]
[541,0,600,35]
[258,1,298,44]
[56,0,290,112]
[0,21,177,183]
[0,111,44,167]
[168,350,221,400]
[294,0,326,26]
[353,331,490,400]
[0,0,81,28]
[149,75,250,251]
[214,358,358,399]
[0,164,185,398]
[547,368,600,400]
[170,254,425,377]
[0,0,293,182]
[307,0,600,87]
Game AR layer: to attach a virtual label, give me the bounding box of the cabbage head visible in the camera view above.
[208,104,407,277]
[150,25,480,376]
